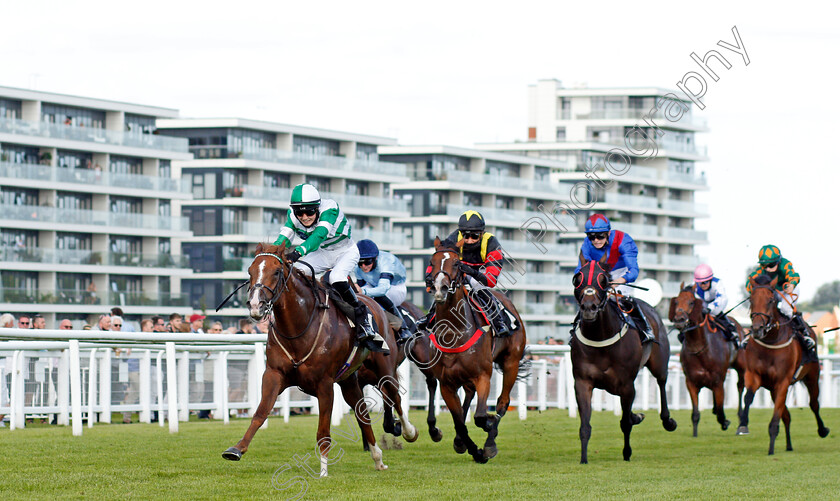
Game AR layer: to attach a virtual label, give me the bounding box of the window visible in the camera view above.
[110,155,143,175]
[158,238,171,255]
[223,207,246,234]
[294,136,339,157]
[57,150,93,170]
[56,273,93,301]
[110,196,142,214]
[185,170,219,199]
[1,144,39,164]
[222,169,247,195]
[345,181,368,196]
[41,103,105,129]
[57,232,91,250]
[463,192,482,207]
[486,161,519,178]
[1,187,39,206]
[263,209,284,225]
[2,271,38,301]
[0,98,22,119]
[185,207,220,236]
[1,229,38,249]
[356,144,379,161]
[159,160,171,179]
[159,200,171,217]
[305,176,330,193]
[124,114,156,135]
[496,196,513,209]
[264,172,290,188]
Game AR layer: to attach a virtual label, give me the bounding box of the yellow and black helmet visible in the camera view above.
[458,210,485,232]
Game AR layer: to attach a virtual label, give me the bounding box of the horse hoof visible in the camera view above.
[472,450,488,464]
[392,422,402,438]
[430,428,443,442]
[663,418,677,432]
[453,437,467,454]
[721,420,730,431]
[632,413,645,426]
[222,447,242,461]
[484,445,498,460]
[736,426,749,436]
[819,427,830,438]
[623,449,632,461]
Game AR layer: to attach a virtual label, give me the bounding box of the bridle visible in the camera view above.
[430,248,463,298]
[748,284,791,338]
[573,261,610,316]
[251,252,291,311]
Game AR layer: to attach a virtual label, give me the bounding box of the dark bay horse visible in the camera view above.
[737,275,829,454]
[221,243,417,475]
[572,255,677,464]
[670,283,746,436]
[426,237,527,463]
[357,300,443,443]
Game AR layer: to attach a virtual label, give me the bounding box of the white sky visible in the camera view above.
[3,0,838,301]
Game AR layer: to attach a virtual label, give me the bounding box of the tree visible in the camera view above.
[802,280,840,312]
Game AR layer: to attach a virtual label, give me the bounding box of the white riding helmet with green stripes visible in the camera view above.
[290,183,321,208]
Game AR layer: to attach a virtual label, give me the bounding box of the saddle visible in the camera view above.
[466,291,520,337]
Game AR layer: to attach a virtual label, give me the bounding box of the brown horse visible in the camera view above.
[426,237,527,463]
[221,243,417,475]
[737,274,829,453]
[357,300,443,443]
[670,283,746,437]
[572,255,677,464]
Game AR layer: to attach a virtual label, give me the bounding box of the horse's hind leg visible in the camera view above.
[712,383,730,431]
[223,368,285,461]
[472,373,498,460]
[619,384,642,461]
[687,379,701,437]
[425,375,443,442]
[495,352,521,418]
[654,369,677,432]
[338,376,387,471]
[737,373,759,435]
[314,382,337,477]
[378,373,418,442]
[440,384,486,464]
[453,387,475,454]
[767,384,790,455]
[781,405,792,452]
[574,379,594,464]
[804,365,830,438]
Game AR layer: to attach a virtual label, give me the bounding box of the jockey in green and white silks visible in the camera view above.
[273,183,388,354]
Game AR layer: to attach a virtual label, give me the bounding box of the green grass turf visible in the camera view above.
[1,408,837,500]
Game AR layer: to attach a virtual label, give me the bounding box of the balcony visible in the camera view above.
[444,170,573,197]
[614,222,659,237]
[636,252,699,268]
[0,247,188,268]
[523,303,556,315]
[2,204,190,233]
[662,227,708,241]
[230,147,407,177]
[501,240,578,258]
[221,222,409,249]
[662,199,708,214]
[235,185,408,213]
[0,117,188,153]
[571,108,708,129]
[603,193,659,209]
[0,287,188,307]
[0,162,188,194]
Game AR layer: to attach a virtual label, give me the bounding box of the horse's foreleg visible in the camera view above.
[767,384,791,455]
[736,368,745,418]
[737,373,759,435]
[655,369,677,432]
[378,372,417,443]
[619,384,639,461]
[452,386,475,453]
[473,373,498,460]
[712,383,730,431]
[686,379,700,438]
[574,379,594,464]
[804,365,830,438]
[440,384,485,463]
[223,368,285,461]
[315,383,335,477]
[781,405,792,452]
[424,374,443,442]
[338,376,387,471]
[495,353,521,418]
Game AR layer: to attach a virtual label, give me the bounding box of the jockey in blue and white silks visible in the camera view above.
[691,264,738,343]
[355,239,412,343]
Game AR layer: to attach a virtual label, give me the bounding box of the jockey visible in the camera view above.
[692,264,738,344]
[745,245,816,355]
[273,183,388,355]
[574,213,654,343]
[417,210,510,337]
[354,239,413,345]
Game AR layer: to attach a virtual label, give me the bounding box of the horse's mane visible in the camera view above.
[754,274,772,286]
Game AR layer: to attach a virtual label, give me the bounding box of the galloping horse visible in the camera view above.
[357,300,443,443]
[221,243,417,475]
[670,283,746,437]
[737,275,829,453]
[426,237,527,463]
[572,255,677,463]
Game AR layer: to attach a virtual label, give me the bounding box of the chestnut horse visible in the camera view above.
[221,243,417,475]
[357,300,444,443]
[426,237,527,463]
[737,274,829,453]
[670,283,746,437]
[572,256,677,464]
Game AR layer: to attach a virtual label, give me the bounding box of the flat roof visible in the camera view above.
[0,85,180,117]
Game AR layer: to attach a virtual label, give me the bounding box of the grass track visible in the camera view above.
[1,408,837,500]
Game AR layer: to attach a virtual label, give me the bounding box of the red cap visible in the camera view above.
[189,314,206,323]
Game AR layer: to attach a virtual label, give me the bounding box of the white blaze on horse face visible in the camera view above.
[249,260,267,313]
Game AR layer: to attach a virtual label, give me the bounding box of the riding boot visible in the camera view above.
[415,311,435,332]
[716,314,739,344]
[475,289,510,337]
[791,312,817,358]
[375,296,413,345]
[332,281,389,355]
[623,297,654,344]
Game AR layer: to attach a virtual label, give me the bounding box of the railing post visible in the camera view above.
[177,351,189,422]
[248,343,264,418]
[537,360,547,412]
[281,388,290,423]
[215,352,230,424]
[9,351,22,430]
[398,358,410,417]
[331,383,344,426]
[156,350,166,427]
[821,359,832,407]
[165,342,179,433]
[556,360,565,411]
[69,340,82,436]
[517,380,527,420]
[99,348,111,424]
[139,350,151,423]
[87,349,98,428]
[565,351,576,418]
[58,348,70,426]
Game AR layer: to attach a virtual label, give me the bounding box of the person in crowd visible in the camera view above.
[111,307,135,332]
[0,313,15,328]
[168,313,186,333]
[18,315,31,329]
[32,315,46,329]
[237,318,255,334]
[151,316,166,332]
[58,319,73,330]
[95,314,111,331]
[189,314,206,334]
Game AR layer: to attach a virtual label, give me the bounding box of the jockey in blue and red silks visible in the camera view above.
[417,210,510,337]
[573,213,654,343]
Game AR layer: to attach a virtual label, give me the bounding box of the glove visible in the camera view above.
[424,274,434,289]
[285,250,301,263]
[702,306,710,315]
[459,263,479,277]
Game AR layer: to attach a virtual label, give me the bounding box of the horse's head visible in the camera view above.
[748,274,779,338]
[247,242,291,320]
[669,282,697,330]
[572,253,611,322]
[428,236,463,304]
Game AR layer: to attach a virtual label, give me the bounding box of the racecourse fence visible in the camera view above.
[1,329,838,435]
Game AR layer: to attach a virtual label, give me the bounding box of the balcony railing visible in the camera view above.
[603,193,659,209]
[233,147,407,177]
[572,108,707,128]
[221,222,409,249]
[0,117,188,152]
[235,185,408,213]
[523,303,556,315]
[662,199,708,214]
[0,247,188,268]
[0,162,188,193]
[0,287,188,306]
[662,227,708,241]
[615,222,660,237]
[501,240,578,257]
[444,170,573,196]
[2,204,190,232]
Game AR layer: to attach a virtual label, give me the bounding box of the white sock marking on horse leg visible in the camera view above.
[369,443,388,470]
[399,412,418,442]
[319,454,328,478]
